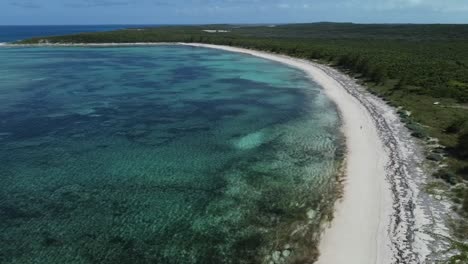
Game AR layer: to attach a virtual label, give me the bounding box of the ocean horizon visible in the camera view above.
[0,25,162,43]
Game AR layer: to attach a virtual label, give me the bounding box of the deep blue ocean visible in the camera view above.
[0,25,158,43]
[0,43,343,262]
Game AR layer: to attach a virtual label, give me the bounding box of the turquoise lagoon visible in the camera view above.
[0,46,343,263]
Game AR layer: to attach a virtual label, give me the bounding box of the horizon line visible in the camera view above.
[2,22,468,27]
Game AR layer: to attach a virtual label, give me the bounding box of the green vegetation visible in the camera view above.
[446,118,467,134]
[457,132,468,158]
[17,22,468,254]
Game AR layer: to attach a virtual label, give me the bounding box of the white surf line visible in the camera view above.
[181,43,441,264]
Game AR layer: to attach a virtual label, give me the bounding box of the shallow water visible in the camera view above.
[0,46,343,264]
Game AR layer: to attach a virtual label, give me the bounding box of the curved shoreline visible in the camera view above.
[3,42,450,263]
[182,43,448,264]
[187,43,394,263]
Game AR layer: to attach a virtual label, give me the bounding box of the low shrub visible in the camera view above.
[463,194,468,216]
[456,132,468,158]
[445,118,466,134]
[434,169,458,185]
[427,153,444,162]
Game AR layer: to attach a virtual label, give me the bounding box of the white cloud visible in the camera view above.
[342,0,468,11]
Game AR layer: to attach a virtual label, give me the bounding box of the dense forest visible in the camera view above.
[17,23,468,258]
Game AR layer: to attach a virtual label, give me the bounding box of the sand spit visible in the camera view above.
[182,43,450,264]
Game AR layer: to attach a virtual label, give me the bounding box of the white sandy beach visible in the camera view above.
[182,43,448,264]
[182,43,394,264]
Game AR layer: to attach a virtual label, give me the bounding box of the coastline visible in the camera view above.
[181,43,450,263]
[186,43,394,263]
[3,42,451,263]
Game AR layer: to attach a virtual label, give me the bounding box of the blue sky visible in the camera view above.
[2,0,468,25]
